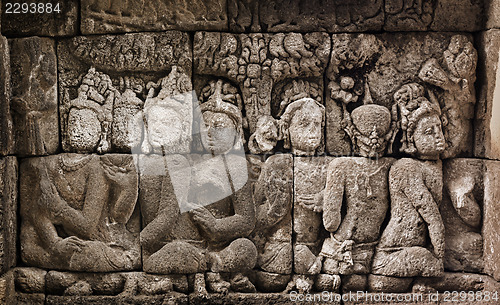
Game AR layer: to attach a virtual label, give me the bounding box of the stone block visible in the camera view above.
[327,33,476,159]
[0,271,15,304]
[10,37,58,156]
[475,30,500,160]
[81,0,227,34]
[0,35,12,156]
[384,0,483,32]
[0,157,17,274]
[58,32,192,153]
[1,0,77,37]
[190,293,341,305]
[20,154,140,272]
[483,160,500,281]
[486,0,500,29]
[228,0,383,33]
[13,267,46,294]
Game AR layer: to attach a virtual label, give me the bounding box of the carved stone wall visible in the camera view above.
[1,1,500,304]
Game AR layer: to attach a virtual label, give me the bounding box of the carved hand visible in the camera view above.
[52,236,85,258]
[191,207,218,238]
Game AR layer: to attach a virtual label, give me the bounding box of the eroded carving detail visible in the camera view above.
[20,154,140,272]
[372,83,445,279]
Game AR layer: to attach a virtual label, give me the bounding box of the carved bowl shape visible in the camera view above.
[68,108,101,152]
[351,104,391,136]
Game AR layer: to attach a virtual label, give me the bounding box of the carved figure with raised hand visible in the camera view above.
[141,79,257,295]
[20,154,140,274]
[372,83,445,286]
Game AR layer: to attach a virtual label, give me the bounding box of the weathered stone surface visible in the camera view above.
[0,271,15,304]
[486,0,500,29]
[442,159,484,272]
[293,156,330,275]
[483,160,500,281]
[413,272,500,293]
[430,0,483,31]
[194,32,329,134]
[14,267,46,294]
[228,0,384,33]
[58,32,192,153]
[190,293,341,305]
[367,275,412,293]
[81,0,227,34]
[0,35,12,156]
[321,157,394,276]
[10,37,58,156]
[373,90,446,277]
[20,154,140,272]
[140,73,256,295]
[0,157,17,274]
[47,294,188,305]
[46,271,188,296]
[251,154,293,292]
[327,33,476,158]
[475,30,500,160]
[1,0,77,37]
[384,0,483,32]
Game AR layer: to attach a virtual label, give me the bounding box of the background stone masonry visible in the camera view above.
[1,1,500,304]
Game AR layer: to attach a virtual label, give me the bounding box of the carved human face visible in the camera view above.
[289,103,323,155]
[147,105,183,150]
[200,111,237,154]
[413,114,445,160]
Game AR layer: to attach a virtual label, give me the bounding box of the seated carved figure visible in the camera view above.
[372,83,445,279]
[20,154,140,272]
[321,103,396,282]
[140,79,257,295]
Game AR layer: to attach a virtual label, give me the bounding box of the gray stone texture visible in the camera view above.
[58,32,192,153]
[475,30,500,160]
[81,0,227,34]
[442,159,484,273]
[1,0,77,37]
[0,157,17,274]
[10,37,58,156]
[0,34,12,156]
[327,33,476,159]
[20,154,140,272]
[483,160,500,281]
[228,0,384,33]
[486,0,500,29]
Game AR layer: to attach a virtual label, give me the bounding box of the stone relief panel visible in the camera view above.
[10,37,58,156]
[58,32,192,153]
[20,154,140,272]
[194,32,330,134]
[81,0,227,34]
[228,0,384,33]
[0,157,17,274]
[326,33,477,159]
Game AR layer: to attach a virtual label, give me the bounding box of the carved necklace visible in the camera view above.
[59,155,93,172]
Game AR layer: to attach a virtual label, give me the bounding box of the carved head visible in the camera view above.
[142,67,192,154]
[280,97,325,155]
[395,83,445,160]
[197,79,244,154]
[346,104,393,158]
[248,115,279,154]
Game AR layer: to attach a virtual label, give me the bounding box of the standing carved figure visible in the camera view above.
[372,83,445,283]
